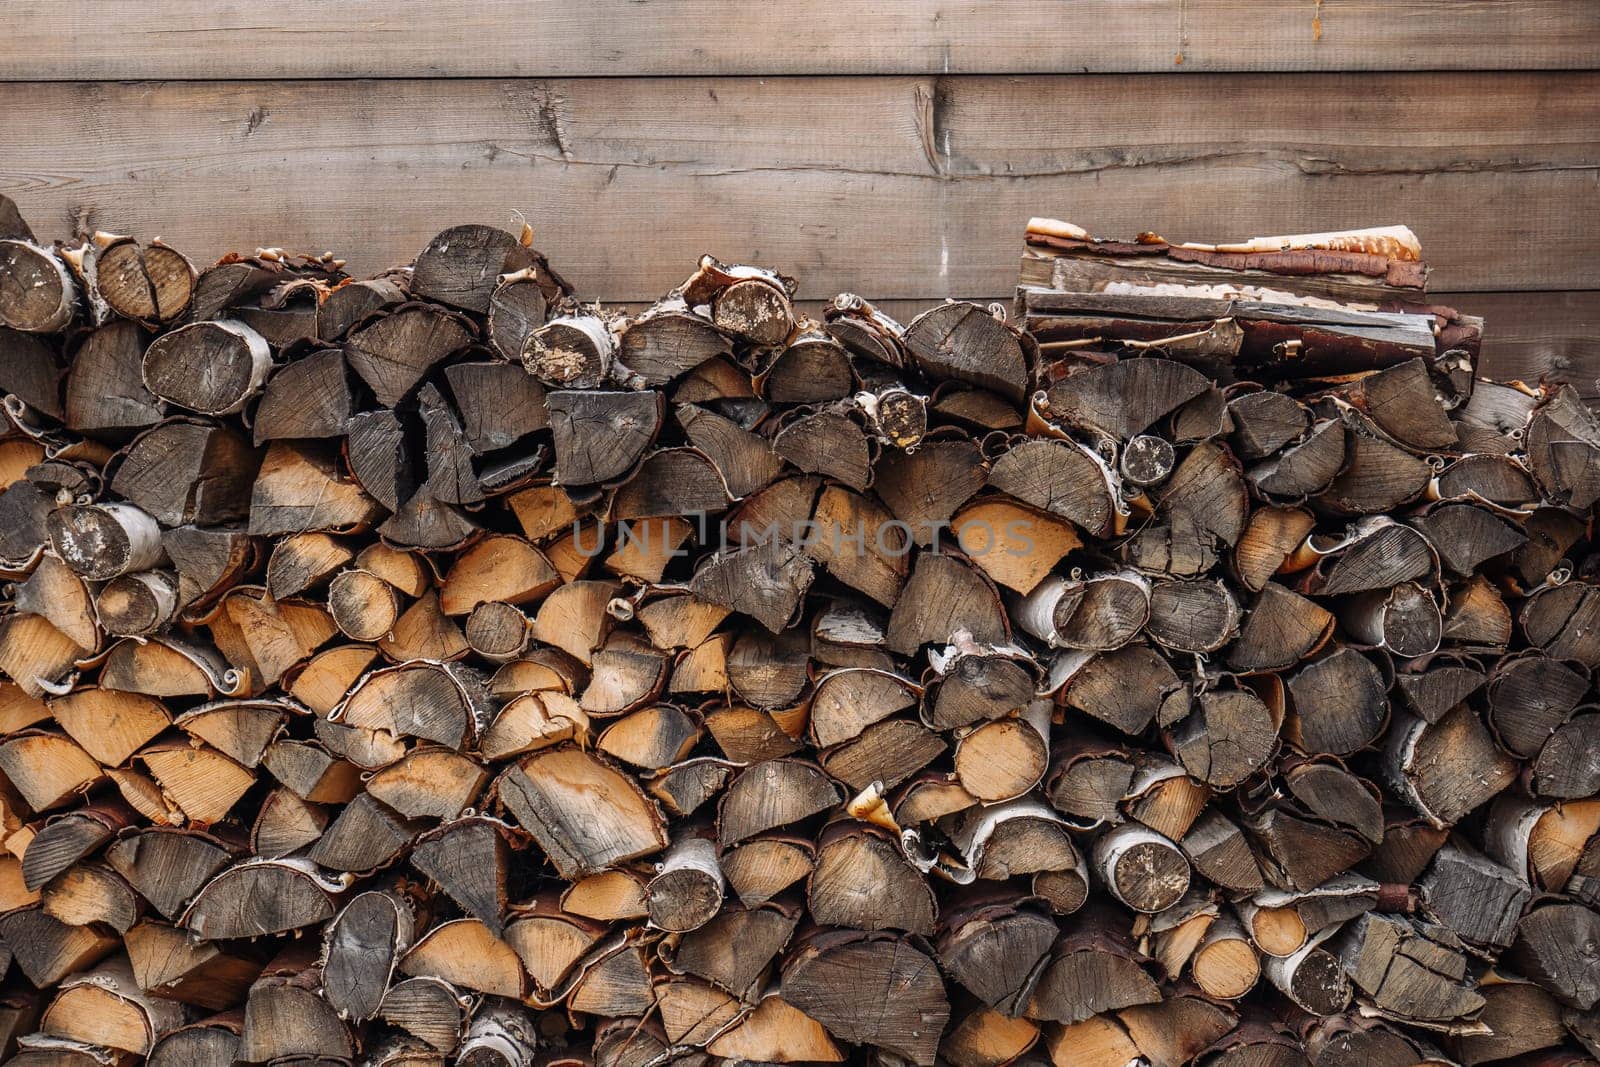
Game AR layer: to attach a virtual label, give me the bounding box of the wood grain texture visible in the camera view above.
[2,74,1596,295]
[4,1,1597,78]
[1447,290,1600,397]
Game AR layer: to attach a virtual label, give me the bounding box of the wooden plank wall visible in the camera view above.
[2,2,1597,391]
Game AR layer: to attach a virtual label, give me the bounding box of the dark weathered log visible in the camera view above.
[253,348,352,444]
[1093,822,1192,913]
[142,320,270,415]
[1509,902,1600,1010]
[783,929,949,1066]
[645,828,725,933]
[0,240,75,333]
[412,224,542,315]
[1336,912,1485,1024]
[345,304,473,407]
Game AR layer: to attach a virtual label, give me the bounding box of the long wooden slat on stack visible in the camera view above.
[0,192,1597,1067]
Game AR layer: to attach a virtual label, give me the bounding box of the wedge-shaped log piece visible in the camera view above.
[887,552,1007,654]
[1025,926,1161,1026]
[937,891,1056,1015]
[1249,418,1346,497]
[379,976,468,1054]
[579,633,669,716]
[345,305,472,407]
[1411,503,1526,577]
[690,538,815,634]
[676,403,783,498]
[546,389,661,486]
[706,994,842,1063]
[496,746,667,879]
[397,917,525,1000]
[0,906,118,987]
[1170,687,1278,789]
[1229,390,1309,460]
[597,703,700,771]
[1509,903,1600,1010]
[142,320,269,416]
[412,223,540,314]
[239,948,354,1064]
[21,805,129,892]
[1314,520,1435,596]
[1383,707,1516,829]
[1045,358,1207,441]
[621,305,731,387]
[613,447,730,520]
[945,798,1084,882]
[927,642,1036,731]
[504,895,604,1000]
[873,438,986,543]
[808,821,935,935]
[1522,581,1600,667]
[253,348,351,444]
[0,732,100,812]
[1233,506,1316,593]
[1535,714,1600,799]
[1339,359,1458,450]
[905,301,1027,403]
[1418,843,1530,950]
[820,717,945,792]
[805,485,908,606]
[412,815,516,935]
[773,410,872,491]
[1320,418,1433,515]
[954,498,1080,594]
[567,941,654,1017]
[124,920,260,1013]
[1287,648,1388,756]
[1487,653,1588,758]
[305,790,416,873]
[59,319,161,437]
[1337,913,1485,1023]
[148,1015,242,1067]
[249,441,382,536]
[183,858,343,939]
[48,688,168,769]
[1525,384,1600,509]
[40,955,188,1056]
[367,747,488,821]
[784,930,950,1066]
[988,439,1114,536]
[13,554,100,655]
[718,760,840,848]
[112,419,260,526]
[338,661,486,750]
[439,534,559,616]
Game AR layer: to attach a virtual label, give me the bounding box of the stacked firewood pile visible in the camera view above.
[0,188,1597,1067]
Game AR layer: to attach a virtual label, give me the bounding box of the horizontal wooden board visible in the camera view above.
[1,75,1595,297]
[5,1,1598,78]
[1446,290,1600,397]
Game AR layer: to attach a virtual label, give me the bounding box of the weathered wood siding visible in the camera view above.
[2,3,1596,386]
